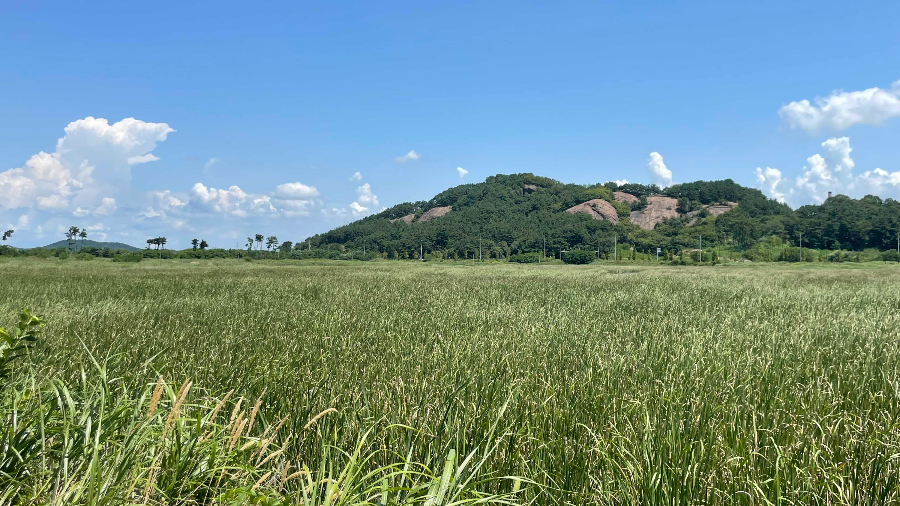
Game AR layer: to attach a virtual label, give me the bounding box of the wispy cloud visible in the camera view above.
[456,167,468,178]
[394,150,420,163]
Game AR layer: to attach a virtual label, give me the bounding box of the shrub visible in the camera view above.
[883,250,900,262]
[509,253,540,263]
[562,250,594,264]
[112,253,142,263]
[75,252,93,261]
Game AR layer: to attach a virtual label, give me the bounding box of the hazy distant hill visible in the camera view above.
[40,239,140,252]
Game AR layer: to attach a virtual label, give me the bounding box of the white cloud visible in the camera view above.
[7,215,30,231]
[755,136,900,206]
[205,158,219,169]
[779,80,900,132]
[349,171,362,182]
[127,153,160,165]
[646,152,673,188]
[456,167,468,178]
[275,182,319,199]
[73,207,91,217]
[754,167,792,203]
[613,179,630,186]
[94,197,117,215]
[394,150,420,163]
[0,117,173,213]
[349,202,368,216]
[355,183,379,207]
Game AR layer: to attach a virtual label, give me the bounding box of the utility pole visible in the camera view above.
[479,238,482,262]
[799,232,802,262]
[543,235,546,260]
[420,242,423,261]
[614,234,617,261]
[699,235,702,263]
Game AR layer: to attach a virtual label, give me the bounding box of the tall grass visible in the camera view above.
[2,258,899,504]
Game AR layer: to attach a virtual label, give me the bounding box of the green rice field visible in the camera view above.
[2,258,899,504]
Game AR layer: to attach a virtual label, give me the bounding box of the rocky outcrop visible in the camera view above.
[707,201,738,216]
[418,206,452,222]
[521,184,538,194]
[685,202,740,226]
[629,195,678,230]
[390,214,415,224]
[613,191,639,205]
[565,199,620,224]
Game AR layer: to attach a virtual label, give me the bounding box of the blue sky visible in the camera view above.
[2,1,899,248]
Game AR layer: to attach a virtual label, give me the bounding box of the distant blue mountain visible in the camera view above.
[39,239,140,252]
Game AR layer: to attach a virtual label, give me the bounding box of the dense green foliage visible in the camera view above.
[508,253,540,263]
[3,259,900,504]
[561,249,594,264]
[309,174,899,259]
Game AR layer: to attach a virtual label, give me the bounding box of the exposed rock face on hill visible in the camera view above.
[418,206,452,222]
[390,214,415,224]
[613,191,639,205]
[521,184,538,194]
[565,199,620,224]
[629,195,678,230]
[707,202,738,216]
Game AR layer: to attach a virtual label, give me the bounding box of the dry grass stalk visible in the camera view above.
[164,379,192,435]
[252,471,273,491]
[207,389,234,424]
[146,376,164,421]
[303,408,338,431]
[246,388,266,436]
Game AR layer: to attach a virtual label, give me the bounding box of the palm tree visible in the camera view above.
[255,234,264,251]
[79,229,88,249]
[246,237,254,251]
[1,230,13,242]
[191,238,199,250]
[66,226,80,251]
[266,236,278,256]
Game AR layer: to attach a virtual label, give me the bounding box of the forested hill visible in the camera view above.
[40,239,140,251]
[312,173,900,258]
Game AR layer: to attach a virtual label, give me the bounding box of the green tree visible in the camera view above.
[255,234,264,251]
[79,228,88,249]
[191,238,199,250]
[199,240,208,250]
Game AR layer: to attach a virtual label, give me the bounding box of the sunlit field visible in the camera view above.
[2,258,899,505]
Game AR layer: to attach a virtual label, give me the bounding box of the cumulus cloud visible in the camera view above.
[646,152,673,188]
[755,136,900,206]
[274,182,319,199]
[354,183,378,207]
[779,80,900,132]
[456,167,468,178]
[394,150,420,163]
[349,171,362,182]
[349,202,368,216]
[754,167,792,204]
[94,197,117,215]
[611,179,630,186]
[0,117,173,213]
[6,215,30,231]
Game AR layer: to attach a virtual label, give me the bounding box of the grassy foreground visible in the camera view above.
[2,258,900,504]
